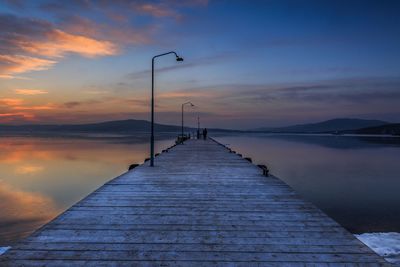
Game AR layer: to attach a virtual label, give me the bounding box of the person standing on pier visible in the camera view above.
[203,128,208,140]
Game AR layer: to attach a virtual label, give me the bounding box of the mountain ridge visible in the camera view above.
[253,118,389,133]
[0,118,395,134]
[0,119,239,133]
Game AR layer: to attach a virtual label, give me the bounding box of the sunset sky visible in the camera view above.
[1,0,400,129]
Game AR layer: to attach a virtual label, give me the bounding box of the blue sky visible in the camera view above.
[0,0,399,129]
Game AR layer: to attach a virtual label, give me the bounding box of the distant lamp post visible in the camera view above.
[181,101,195,140]
[150,51,184,167]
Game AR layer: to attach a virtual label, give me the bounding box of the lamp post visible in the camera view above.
[150,51,183,167]
[181,101,194,140]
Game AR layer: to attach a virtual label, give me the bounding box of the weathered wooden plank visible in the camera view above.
[11,242,375,254]
[1,250,384,263]
[26,229,356,240]
[0,259,387,267]
[39,218,342,226]
[0,138,389,266]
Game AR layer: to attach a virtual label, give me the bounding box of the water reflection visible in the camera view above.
[214,134,400,234]
[0,181,57,244]
[1,133,399,245]
[0,136,174,245]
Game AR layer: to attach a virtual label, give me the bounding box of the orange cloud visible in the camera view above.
[0,98,24,106]
[12,104,55,111]
[159,90,212,99]
[18,29,118,58]
[0,14,119,79]
[0,98,54,122]
[15,89,48,95]
[0,98,54,111]
[0,112,34,119]
[0,112,35,123]
[0,55,56,79]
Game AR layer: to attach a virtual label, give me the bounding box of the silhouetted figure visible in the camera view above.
[197,129,200,139]
[203,128,208,140]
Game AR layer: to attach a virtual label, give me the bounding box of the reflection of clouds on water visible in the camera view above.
[15,165,44,174]
[0,141,51,164]
[0,136,176,245]
[0,180,58,245]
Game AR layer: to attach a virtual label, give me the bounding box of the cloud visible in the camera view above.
[15,89,48,95]
[0,98,24,106]
[170,77,400,106]
[0,14,117,78]
[59,15,152,46]
[12,105,55,111]
[258,78,400,104]
[158,90,212,99]
[0,1,209,78]
[0,112,34,123]
[0,98,54,110]
[0,55,56,79]
[134,3,181,19]
[0,98,55,123]
[127,53,233,80]
[131,0,209,19]
[63,101,82,109]
[18,29,117,58]
[38,0,208,19]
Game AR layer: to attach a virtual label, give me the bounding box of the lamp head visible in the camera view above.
[176,56,184,62]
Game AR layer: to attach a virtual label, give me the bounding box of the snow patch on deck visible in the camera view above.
[356,232,400,264]
[0,247,11,255]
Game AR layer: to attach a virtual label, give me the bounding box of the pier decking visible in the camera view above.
[1,138,389,266]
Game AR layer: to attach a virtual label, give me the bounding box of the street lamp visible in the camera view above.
[150,51,184,167]
[181,101,194,141]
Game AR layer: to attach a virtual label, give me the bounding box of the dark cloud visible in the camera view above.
[63,101,81,109]
[126,53,234,80]
[198,77,400,105]
[0,14,52,55]
[38,0,207,20]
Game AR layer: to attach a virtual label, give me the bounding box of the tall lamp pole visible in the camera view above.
[181,101,194,140]
[151,51,183,167]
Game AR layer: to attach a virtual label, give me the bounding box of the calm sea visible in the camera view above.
[1,133,399,246]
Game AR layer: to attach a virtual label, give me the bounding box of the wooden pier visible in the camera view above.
[1,138,389,266]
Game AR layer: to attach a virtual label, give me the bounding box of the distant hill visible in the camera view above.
[0,119,239,134]
[0,119,184,134]
[346,123,400,135]
[254,118,389,133]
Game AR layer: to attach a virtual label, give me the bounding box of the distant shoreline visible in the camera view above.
[1,131,399,140]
